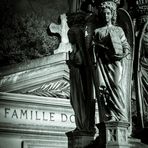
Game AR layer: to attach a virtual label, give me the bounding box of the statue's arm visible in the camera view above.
[94,29,109,51]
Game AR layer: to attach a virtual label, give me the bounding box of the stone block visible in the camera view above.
[97,121,130,148]
[66,130,95,148]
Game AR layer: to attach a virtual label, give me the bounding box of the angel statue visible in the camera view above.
[91,0,135,122]
[134,20,148,129]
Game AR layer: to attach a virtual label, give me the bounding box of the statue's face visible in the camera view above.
[102,8,112,24]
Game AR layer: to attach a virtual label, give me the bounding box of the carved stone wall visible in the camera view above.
[0,53,73,148]
[0,52,69,99]
[0,92,75,148]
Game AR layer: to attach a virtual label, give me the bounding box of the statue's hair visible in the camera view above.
[100,1,117,25]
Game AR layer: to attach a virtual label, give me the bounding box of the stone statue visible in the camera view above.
[67,29,95,132]
[138,21,148,127]
[66,0,134,131]
[66,1,99,132]
[65,1,135,147]
[134,13,148,128]
[130,1,148,143]
[92,0,133,122]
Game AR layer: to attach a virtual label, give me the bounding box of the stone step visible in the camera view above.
[129,138,148,148]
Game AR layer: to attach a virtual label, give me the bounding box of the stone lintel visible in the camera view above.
[0,52,69,77]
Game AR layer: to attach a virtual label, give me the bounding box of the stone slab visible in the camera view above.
[0,92,75,134]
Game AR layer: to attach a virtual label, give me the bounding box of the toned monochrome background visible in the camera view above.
[0,0,148,147]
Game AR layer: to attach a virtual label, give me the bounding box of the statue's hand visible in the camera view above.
[112,53,126,61]
[95,43,109,52]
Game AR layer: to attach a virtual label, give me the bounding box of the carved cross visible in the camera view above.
[49,13,72,54]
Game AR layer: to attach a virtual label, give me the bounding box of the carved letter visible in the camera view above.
[49,112,55,121]
[43,112,48,121]
[35,111,41,120]
[70,114,75,123]
[20,109,28,119]
[30,110,33,120]
[5,108,10,118]
[61,113,67,122]
[12,109,18,119]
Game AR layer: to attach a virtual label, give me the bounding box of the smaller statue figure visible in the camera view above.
[135,20,148,128]
[66,1,98,132]
[139,23,148,127]
[49,13,72,54]
[93,0,131,122]
[67,26,95,132]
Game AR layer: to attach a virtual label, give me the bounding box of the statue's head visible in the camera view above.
[99,1,117,25]
[96,0,120,25]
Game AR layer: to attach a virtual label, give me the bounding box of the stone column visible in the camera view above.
[66,130,95,148]
[97,121,130,148]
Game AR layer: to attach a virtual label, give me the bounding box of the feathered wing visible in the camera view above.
[117,8,135,124]
[117,8,135,50]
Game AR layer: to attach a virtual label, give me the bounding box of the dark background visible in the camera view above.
[0,0,69,66]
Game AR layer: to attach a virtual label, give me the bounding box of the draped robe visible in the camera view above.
[94,25,130,121]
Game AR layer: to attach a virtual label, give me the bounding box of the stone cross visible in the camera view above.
[49,13,72,54]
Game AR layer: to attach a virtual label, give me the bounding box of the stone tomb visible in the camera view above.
[0,52,75,148]
[0,92,75,148]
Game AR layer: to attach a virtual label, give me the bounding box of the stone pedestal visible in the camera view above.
[97,121,130,148]
[66,131,95,148]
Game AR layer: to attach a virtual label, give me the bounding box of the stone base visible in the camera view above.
[128,137,148,148]
[132,127,148,145]
[66,130,95,148]
[96,121,130,148]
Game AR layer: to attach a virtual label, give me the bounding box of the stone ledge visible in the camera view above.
[0,53,69,93]
[0,52,69,77]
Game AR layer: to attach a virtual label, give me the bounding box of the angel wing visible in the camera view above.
[117,8,135,51]
[117,8,135,125]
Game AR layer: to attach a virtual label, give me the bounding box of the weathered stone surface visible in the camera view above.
[97,121,130,148]
[128,137,148,148]
[0,92,75,132]
[66,130,95,148]
[0,92,75,148]
[0,53,70,98]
